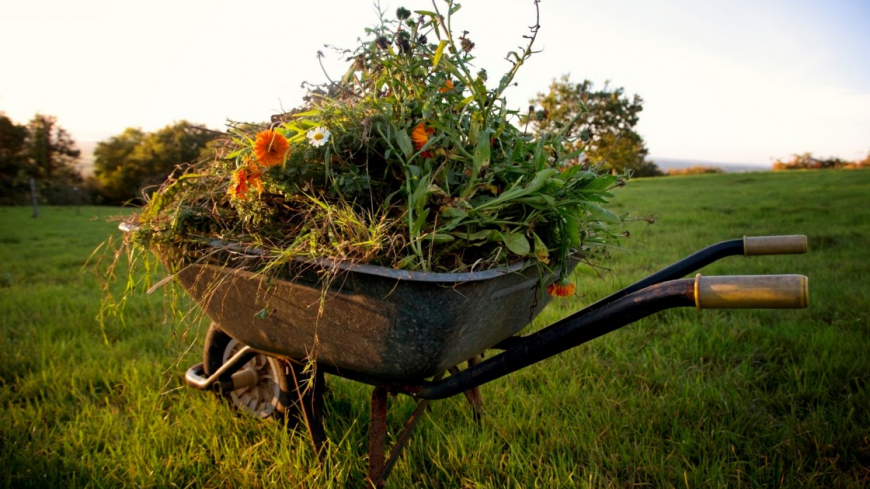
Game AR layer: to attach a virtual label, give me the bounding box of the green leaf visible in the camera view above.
[440,207,468,219]
[433,40,448,68]
[586,203,621,224]
[472,131,491,175]
[474,168,560,210]
[422,233,455,244]
[412,208,430,234]
[450,229,497,241]
[565,214,581,248]
[502,232,530,256]
[395,128,414,159]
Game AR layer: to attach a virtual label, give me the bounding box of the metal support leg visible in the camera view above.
[367,385,430,488]
[450,357,485,423]
[289,363,327,455]
[368,387,388,487]
[375,399,429,487]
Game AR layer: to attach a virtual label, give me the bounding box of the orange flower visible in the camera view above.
[246,160,263,195]
[411,122,434,150]
[547,278,576,298]
[411,122,435,157]
[253,129,290,167]
[228,168,249,200]
[438,79,455,93]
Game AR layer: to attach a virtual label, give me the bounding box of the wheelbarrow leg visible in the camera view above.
[368,387,388,487]
[288,363,327,456]
[368,386,430,488]
[449,356,485,423]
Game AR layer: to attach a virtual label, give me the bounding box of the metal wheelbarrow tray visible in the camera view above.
[175,258,562,381]
[140,228,809,487]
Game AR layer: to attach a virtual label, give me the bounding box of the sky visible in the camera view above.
[2,0,869,166]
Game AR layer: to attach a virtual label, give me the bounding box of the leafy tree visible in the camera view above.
[27,114,83,203]
[527,75,662,177]
[26,114,81,181]
[94,122,219,204]
[0,113,83,204]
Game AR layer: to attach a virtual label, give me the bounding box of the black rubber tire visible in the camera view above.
[203,322,294,421]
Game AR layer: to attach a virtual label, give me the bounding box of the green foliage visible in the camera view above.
[134,2,625,276]
[528,75,663,177]
[93,122,219,204]
[0,113,84,205]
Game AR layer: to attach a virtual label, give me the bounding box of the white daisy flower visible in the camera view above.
[307,127,330,147]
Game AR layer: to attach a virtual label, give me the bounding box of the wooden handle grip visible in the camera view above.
[694,274,809,309]
[743,235,808,255]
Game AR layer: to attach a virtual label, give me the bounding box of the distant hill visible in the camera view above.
[652,157,767,173]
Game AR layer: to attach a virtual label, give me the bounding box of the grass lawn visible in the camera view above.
[1,169,868,487]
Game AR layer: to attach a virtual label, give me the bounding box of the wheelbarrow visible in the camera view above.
[127,224,809,487]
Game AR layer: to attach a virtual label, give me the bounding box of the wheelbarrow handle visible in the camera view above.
[565,235,809,317]
[694,274,809,309]
[407,273,810,400]
[743,235,808,256]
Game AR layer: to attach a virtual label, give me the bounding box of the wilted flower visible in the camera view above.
[246,161,263,195]
[396,7,411,20]
[253,130,290,167]
[459,31,475,53]
[547,277,576,297]
[228,168,249,200]
[307,127,331,147]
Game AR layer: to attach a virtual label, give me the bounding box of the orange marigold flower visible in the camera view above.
[438,79,455,93]
[253,129,290,167]
[228,168,249,200]
[547,278,576,298]
[411,122,434,151]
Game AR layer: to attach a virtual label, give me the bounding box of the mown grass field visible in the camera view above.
[1,169,868,487]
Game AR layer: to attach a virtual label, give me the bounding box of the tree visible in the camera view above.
[94,122,219,204]
[26,114,83,204]
[26,114,81,181]
[0,114,29,204]
[527,75,662,177]
[0,113,83,205]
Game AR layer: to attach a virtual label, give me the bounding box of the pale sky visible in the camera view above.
[2,0,869,166]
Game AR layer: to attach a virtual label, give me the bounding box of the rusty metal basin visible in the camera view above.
[176,259,561,381]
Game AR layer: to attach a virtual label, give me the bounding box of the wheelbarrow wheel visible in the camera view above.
[203,323,293,421]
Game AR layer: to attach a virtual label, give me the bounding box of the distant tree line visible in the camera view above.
[93,122,219,204]
[667,165,724,176]
[773,152,870,171]
[0,112,219,206]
